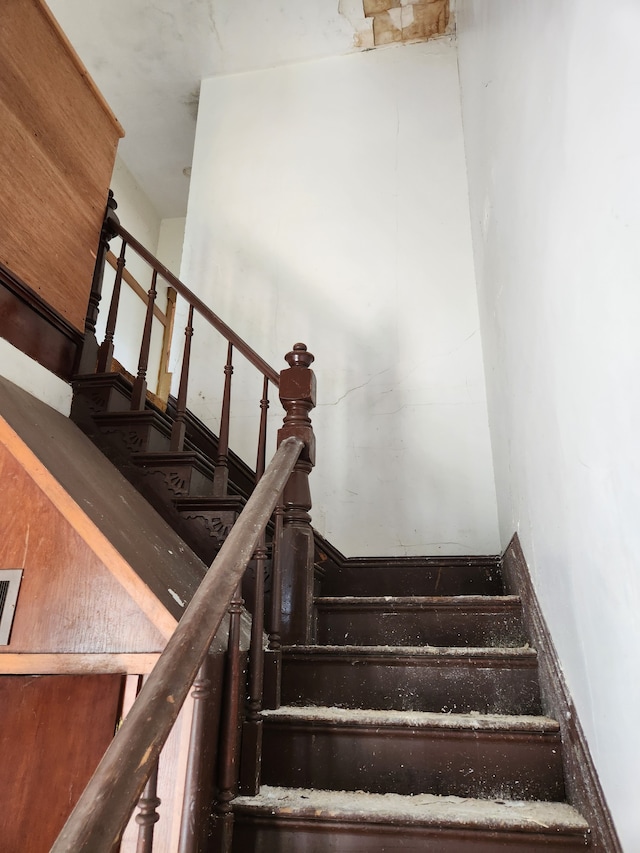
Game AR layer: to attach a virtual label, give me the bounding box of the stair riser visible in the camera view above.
[320,564,504,597]
[261,723,564,800]
[316,606,525,647]
[281,658,542,715]
[232,819,589,852]
[97,420,171,454]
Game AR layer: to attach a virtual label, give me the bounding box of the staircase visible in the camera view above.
[69,372,593,851]
[232,557,591,851]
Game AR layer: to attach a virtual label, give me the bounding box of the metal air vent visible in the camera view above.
[0,569,22,645]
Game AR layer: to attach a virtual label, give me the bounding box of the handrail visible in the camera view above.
[113,223,280,387]
[50,435,304,853]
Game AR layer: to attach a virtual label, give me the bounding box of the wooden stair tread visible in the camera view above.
[263,705,559,733]
[315,595,521,608]
[234,786,589,834]
[283,644,536,659]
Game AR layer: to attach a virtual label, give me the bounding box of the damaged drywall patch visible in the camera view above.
[364,0,450,47]
[338,0,375,49]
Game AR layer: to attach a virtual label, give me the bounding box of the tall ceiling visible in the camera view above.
[47,0,376,218]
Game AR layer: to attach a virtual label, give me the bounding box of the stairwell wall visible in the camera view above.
[457,2,640,848]
[180,40,500,558]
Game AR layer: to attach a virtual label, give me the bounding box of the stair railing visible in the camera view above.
[70,194,320,850]
[103,249,177,404]
[50,435,305,853]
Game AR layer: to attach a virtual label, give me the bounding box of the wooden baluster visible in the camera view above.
[78,190,120,374]
[263,497,284,710]
[214,582,244,852]
[213,342,234,496]
[178,657,216,853]
[239,377,270,793]
[97,238,127,373]
[135,759,160,853]
[170,304,194,452]
[131,269,158,410]
[277,343,317,645]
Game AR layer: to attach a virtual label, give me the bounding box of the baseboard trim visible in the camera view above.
[501,533,622,852]
[0,261,83,379]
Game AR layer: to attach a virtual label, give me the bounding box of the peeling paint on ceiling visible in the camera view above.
[46,0,451,218]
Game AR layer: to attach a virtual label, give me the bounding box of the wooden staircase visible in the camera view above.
[69,372,593,851]
[232,558,591,851]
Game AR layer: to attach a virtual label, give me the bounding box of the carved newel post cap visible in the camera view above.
[285,343,315,369]
[278,342,316,466]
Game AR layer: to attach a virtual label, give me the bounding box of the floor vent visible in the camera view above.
[0,570,22,645]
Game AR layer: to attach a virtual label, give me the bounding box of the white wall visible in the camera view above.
[0,339,72,415]
[457,2,640,847]
[180,41,499,557]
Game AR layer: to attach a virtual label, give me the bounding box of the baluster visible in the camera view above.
[135,759,160,853]
[96,238,127,374]
[263,497,284,710]
[213,342,234,496]
[277,343,317,645]
[239,378,270,793]
[269,500,284,654]
[170,304,194,452]
[178,658,215,853]
[214,582,244,852]
[78,190,120,374]
[131,269,158,410]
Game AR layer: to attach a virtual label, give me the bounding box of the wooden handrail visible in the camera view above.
[113,223,280,387]
[50,436,304,853]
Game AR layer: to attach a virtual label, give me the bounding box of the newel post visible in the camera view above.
[76,190,120,375]
[277,343,316,645]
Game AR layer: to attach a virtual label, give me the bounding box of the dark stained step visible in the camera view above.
[281,645,541,715]
[320,557,503,598]
[261,706,564,801]
[93,409,172,453]
[315,595,525,647]
[232,787,591,853]
[173,495,245,565]
[129,450,215,498]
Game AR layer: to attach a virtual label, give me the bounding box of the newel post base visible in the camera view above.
[277,343,316,646]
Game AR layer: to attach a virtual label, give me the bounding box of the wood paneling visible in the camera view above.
[0,0,123,334]
[0,443,168,654]
[0,673,123,853]
[0,653,160,674]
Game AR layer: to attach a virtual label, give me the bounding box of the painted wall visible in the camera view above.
[0,339,72,414]
[457,2,640,847]
[180,41,499,557]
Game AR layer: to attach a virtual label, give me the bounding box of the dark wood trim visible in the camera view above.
[0,260,83,379]
[501,533,622,853]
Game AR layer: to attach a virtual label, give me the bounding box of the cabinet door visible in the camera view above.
[0,673,123,853]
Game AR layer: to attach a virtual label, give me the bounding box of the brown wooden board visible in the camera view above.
[0,0,122,334]
[0,376,209,636]
[0,673,122,853]
[0,445,166,654]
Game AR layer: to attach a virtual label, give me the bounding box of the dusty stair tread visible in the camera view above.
[315,595,521,607]
[262,705,559,732]
[234,786,589,834]
[283,643,536,659]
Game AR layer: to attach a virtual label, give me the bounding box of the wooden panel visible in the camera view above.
[0,653,160,675]
[0,673,123,853]
[0,444,168,654]
[0,0,123,334]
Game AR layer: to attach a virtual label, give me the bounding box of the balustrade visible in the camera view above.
[59,197,319,852]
